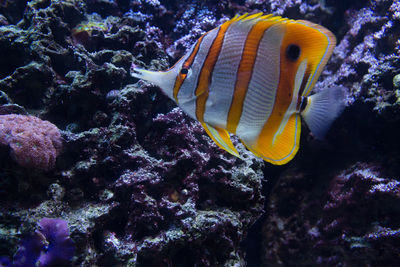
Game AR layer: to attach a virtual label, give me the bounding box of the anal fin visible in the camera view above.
[241,114,301,165]
[201,123,240,158]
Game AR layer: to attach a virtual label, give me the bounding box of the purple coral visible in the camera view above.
[0,114,62,170]
[13,218,75,267]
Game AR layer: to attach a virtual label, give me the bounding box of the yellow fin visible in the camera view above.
[223,12,291,28]
[244,114,301,165]
[201,123,240,158]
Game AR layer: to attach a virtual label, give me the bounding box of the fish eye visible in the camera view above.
[286,44,301,61]
[180,68,189,75]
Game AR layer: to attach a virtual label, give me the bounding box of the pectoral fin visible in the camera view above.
[201,123,240,157]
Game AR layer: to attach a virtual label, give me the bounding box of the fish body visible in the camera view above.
[131,13,345,165]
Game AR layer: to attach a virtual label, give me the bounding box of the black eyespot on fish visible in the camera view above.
[180,68,189,75]
[286,44,301,61]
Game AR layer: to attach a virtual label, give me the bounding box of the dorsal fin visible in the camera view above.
[223,12,292,28]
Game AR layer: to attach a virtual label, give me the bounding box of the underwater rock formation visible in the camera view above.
[262,163,400,265]
[0,0,399,266]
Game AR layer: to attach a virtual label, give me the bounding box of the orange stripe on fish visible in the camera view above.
[173,35,205,102]
[252,38,300,163]
[194,15,245,122]
[226,17,282,133]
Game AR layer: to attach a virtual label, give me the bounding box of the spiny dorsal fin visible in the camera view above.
[224,12,292,27]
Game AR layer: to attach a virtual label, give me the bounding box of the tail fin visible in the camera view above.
[301,86,347,139]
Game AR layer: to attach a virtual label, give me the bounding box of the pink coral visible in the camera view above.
[0,114,62,171]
